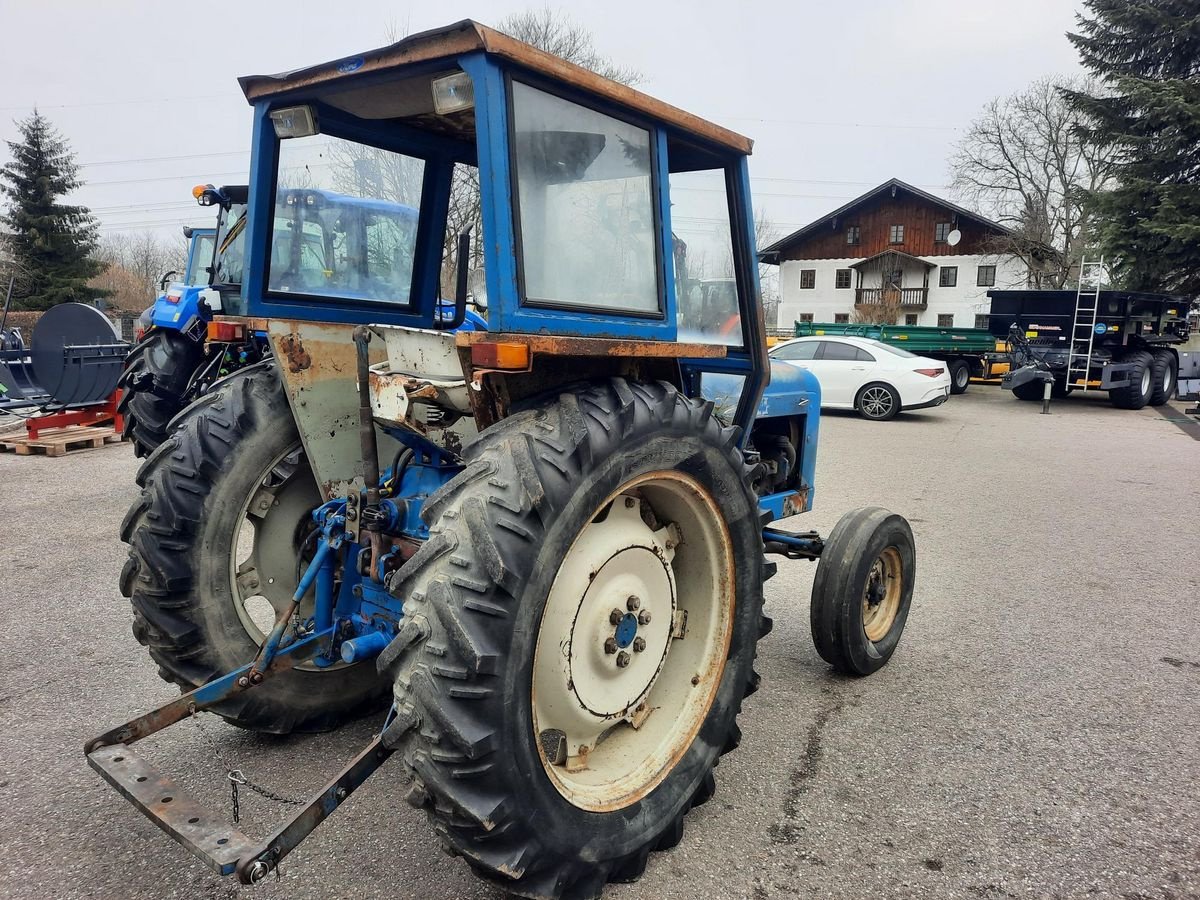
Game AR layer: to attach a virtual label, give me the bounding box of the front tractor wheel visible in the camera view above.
[118,329,205,458]
[810,507,915,676]
[381,379,767,898]
[120,363,390,732]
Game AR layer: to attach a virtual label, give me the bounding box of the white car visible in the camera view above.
[769,335,952,421]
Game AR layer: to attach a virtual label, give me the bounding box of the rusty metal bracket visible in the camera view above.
[82,628,396,881]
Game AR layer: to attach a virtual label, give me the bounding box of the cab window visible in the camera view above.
[510,81,658,314]
[268,133,423,304]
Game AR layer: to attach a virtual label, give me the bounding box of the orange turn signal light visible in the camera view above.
[470,341,530,370]
[207,321,247,342]
[191,184,207,200]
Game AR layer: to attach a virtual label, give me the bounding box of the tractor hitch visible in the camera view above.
[85,626,394,882]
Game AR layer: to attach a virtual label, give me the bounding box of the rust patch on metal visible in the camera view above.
[782,490,809,517]
[455,330,726,359]
[278,334,312,373]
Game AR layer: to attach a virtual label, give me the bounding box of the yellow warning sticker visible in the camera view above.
[1025,331,1037,338]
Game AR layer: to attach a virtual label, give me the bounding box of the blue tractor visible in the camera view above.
[120,184,486,456]
[92,21,915,898]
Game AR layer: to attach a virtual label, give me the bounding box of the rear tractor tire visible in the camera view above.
[810,507,915,676]
[120,362,390,733]
[118,329,204,458]
[379,379,768,899]
[949,359,971,395]
[1149,349,1177,407]
[1109,350,1154,410]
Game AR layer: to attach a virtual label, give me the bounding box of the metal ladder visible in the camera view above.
[1067,257,1105,391]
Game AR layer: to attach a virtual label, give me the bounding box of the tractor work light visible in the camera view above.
[207,321,247,342]
[193,184,215,205]
[269,105,319,139]
[470,341,530,370]
[431,72,474,115]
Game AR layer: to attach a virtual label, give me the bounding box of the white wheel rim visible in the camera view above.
[531,471,735,812]
[1141,368,1151,396]
[229,443,323,646]
[861,387,893,418]
[1163,367,1175,397]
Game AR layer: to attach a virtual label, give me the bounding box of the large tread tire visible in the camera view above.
[810,507,915,676]
[1011,380,1046,402]
[1149,349,1178,407]
[118,329,205,458]
[119,362,389,733]
[1109,350,1154,410]
[380,378,766,899]
[948,359,971,395]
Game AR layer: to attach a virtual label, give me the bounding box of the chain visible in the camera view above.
[188,703,306,823]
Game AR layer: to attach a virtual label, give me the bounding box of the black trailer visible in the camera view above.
[986,288,1192,410]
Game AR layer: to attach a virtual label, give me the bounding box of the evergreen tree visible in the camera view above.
[0,110,106,310]
[1066,1,1200,297]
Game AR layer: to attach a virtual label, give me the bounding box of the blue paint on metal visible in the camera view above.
[615,613,638,649]
[760,527,823,556]
[339,630,391,664]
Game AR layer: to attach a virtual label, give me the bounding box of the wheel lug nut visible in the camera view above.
[609,608,624,625]
[626,595,640,612]
[632,637,646,653]
[604,637,618,655]
[616,651,631,668]
[637,611,651,625]
[624,497,636,509]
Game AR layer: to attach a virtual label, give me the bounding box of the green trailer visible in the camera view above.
[793,321,1004,394]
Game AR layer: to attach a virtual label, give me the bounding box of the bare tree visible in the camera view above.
[949,77,1116,288]
[754,209,782,326]
[495,8,643,85]
[92,231,186,311]
[851,292,901,326]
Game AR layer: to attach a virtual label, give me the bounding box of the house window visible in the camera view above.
[797,313,814,323]
[834,313,850,324]
[934,222,952,243]
[846,226,860,245]
[889,224,904,244]
[939,266,958,288]
[834,269,851,289]
[974,314,989,329]
[937,314,954,327]
[905,314,918,326]
[799,269,816,289]
[976,265,996,287]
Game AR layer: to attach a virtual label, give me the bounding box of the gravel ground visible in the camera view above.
[0,387,1197,900]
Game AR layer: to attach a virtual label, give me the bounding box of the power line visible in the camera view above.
[0,93,232,113]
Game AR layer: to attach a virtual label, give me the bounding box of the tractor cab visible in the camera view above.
[229,19,781,460]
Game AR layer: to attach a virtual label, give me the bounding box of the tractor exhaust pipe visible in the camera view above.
[353,326,383,581]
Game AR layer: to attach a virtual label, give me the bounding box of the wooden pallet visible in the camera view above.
[0,425,122,457]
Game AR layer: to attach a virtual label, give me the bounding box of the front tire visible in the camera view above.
[810,507,915,676]
[1110,350,1154,410]
[118,329,204,458]
[119,363,389,732]
[380,379,767,898]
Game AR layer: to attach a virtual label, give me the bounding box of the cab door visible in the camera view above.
[813,340,876,406]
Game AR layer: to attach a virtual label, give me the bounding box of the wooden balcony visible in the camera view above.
[854,287,928,309]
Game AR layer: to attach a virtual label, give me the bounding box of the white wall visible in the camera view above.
[775,254,1027,329]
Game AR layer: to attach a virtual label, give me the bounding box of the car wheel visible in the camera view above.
[856,383,900,421]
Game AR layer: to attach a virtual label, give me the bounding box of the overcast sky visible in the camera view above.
[0,0,1086,246]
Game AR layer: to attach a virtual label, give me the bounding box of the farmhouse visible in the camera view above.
[760,178,1027,330]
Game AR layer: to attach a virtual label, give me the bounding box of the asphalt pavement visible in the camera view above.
[1,386,1197,900]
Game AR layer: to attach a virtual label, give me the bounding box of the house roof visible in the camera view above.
[238,19,753,155]
[849,248,935,270]
[759,178,1011,263]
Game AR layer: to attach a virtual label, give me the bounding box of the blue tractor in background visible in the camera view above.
[92,21,916,898]
[120,184,484,455]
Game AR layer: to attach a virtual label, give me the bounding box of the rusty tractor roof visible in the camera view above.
[237,19,753,156]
